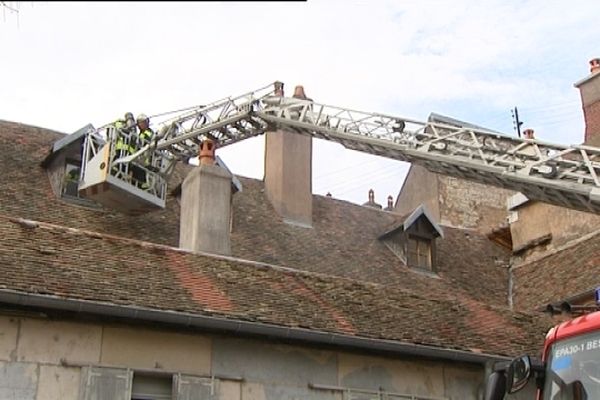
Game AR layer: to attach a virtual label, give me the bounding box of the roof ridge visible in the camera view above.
[0,119,66,136]
[236,176,404,214]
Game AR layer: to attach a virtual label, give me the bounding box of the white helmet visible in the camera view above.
[136,113,149,122]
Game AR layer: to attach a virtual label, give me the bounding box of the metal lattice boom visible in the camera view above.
[112,81,600,215]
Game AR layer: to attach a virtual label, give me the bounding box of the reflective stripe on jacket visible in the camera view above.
[113,119,137,155]
[138,128,154,143]
[115,139,136,155]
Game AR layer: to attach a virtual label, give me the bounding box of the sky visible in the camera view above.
[2,0,600,207]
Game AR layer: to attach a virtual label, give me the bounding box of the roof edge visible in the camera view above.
[378,204,444,240]
[0,289,508,365]
[404,204,444,238]
[573,71,600,88]
[40,124,96,168]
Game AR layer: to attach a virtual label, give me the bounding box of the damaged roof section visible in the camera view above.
[512,229,600,311]
[0,215,552,358]
[0,120,514,307]
[0,119,543,359]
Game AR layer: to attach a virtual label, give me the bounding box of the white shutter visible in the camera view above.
[173,374,218,400]
[80,366,132,400]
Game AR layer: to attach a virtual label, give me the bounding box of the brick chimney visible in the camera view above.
[574,58,600,147]
[264,83,313,228]
[179,139,233,255]
[362,189,382,210]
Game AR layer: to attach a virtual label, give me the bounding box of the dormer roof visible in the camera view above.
[379,204,444,240]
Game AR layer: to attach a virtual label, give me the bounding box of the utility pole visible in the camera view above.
[511,107,523,138]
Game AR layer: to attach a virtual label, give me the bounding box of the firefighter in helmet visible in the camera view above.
[129,113,155,189]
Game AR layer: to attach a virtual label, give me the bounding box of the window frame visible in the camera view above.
[62,158,82,198]
[59,158,102,209]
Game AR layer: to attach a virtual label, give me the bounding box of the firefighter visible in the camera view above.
[113,112,136,158]
[130,113,155,189]
[124,112,136,133]
[135,113,154,147]
[112,112,136,176]
[114,112,136,134]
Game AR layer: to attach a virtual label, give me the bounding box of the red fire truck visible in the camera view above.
[486,292,600,400]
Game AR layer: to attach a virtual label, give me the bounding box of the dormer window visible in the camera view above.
[378,205,443,274]
[41,125,101,209]
[407,234,432,270]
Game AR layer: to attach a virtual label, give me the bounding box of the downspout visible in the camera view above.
[508,259,514,310]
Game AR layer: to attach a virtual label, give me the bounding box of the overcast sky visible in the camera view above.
[2,1,600,207]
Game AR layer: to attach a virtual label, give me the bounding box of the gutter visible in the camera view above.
[0,289,509,365]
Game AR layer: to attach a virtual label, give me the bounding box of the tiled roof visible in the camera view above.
[0,120,553,357]
[231,177,511,305]
[1,120,512,304]
[512,230,600,310]
[0,120,188,245]
[0,215,551,357]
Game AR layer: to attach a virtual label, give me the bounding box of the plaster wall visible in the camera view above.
[396,165,513,233]
[510,201,600,263]
[395,165,440,223]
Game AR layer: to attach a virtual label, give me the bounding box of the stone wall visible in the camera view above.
[0,314,491,400]
[396,165,513,234]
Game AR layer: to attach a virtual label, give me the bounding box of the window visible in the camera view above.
[62,160,81,198]
[378,207,441,273]
[80,367,219,400]
[59,159,101,209]
[407,235,432,270]
[131,374,172,400]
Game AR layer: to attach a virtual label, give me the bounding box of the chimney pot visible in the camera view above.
[523,129,535,139]
[326,192,332,197]
[363,188,382,209]
[199,139,216,165]
[590,58,600,75]
[293,85,307,99]
[274,81,284,96]
[388,196,393,208]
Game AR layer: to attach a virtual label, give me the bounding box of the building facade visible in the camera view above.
[11,63,600,399]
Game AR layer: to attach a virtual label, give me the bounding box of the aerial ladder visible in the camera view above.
[74,81,600,215]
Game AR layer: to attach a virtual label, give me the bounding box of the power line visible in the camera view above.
[521,107,579,119]
[520,100,580,112]
[331,167,406,198]
[316,162,403,192]
[313,157,384,181]
[536,115,581,126]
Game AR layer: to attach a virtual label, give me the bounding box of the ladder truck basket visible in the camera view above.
[78,125,167,215]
